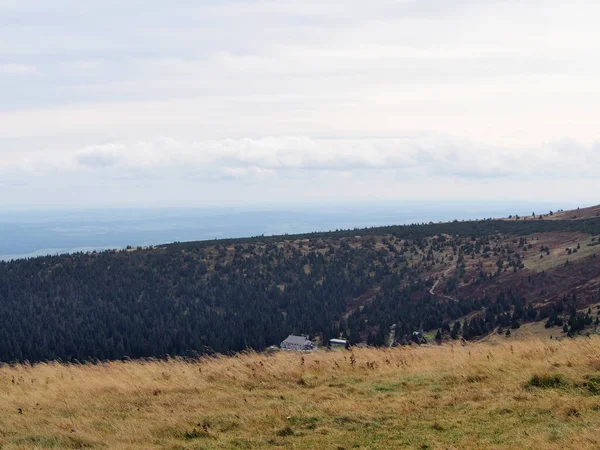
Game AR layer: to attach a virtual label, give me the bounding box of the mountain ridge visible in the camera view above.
[0,204,598,362]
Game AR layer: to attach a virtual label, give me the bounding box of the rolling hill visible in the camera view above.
[0,204,599,362]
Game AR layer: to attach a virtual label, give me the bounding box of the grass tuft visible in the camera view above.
[466,374,488,383]
[183,428,210,440]
[583,376,600,394]
[276,426,294,437]
[565,407,581,418]
[525,373,567,389]
[432,422,445,431]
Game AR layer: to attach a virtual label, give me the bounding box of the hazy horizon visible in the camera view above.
[0,200,582,261]
[2,2,597,255]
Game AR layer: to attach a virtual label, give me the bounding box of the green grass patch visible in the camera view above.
[13,435,100,449]
[525,373,567,389]
[583,376,600,394]
[347,377,364,384]
[332,415,379,431]
[288,416,319,430]
[13,436,60,448]
[373,383,398,392]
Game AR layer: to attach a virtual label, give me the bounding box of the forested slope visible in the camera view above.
[0,215,599,362]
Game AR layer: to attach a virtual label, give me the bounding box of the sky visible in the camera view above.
[1,0,599,209]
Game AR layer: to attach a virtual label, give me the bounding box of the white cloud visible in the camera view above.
[2,0,600,207]
[4,136,599,183]
[76,145,122,168]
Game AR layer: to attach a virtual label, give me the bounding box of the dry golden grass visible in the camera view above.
[4,339,600,449]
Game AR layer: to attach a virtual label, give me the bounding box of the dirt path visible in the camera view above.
[429,267,458,302]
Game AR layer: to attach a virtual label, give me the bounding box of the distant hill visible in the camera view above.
[545,204,600,220]
[499,204,600,221]
[0,204,599,362]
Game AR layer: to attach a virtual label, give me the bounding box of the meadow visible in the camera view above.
[3,338,600,449]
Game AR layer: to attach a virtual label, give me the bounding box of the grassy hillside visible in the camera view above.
[4,338,600,449]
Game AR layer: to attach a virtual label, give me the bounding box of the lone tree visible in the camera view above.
[450,321,461,340]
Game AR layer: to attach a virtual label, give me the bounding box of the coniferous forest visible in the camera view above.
[0,216,599,362]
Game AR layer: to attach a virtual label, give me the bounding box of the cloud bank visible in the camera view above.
[5,136,599,182]
[1,0,600,207]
